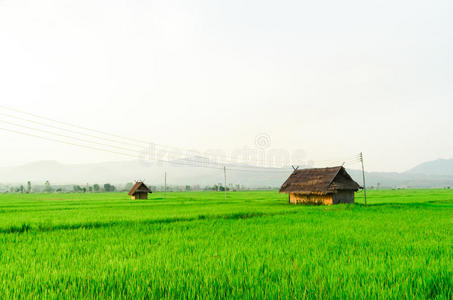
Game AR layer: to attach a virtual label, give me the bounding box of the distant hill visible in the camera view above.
[406,159,453,176]
[348,169,453,189]
[1,158,453,188]
[0,160,290,187]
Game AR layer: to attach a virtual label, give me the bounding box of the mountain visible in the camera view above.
[1,158,453,188]
[406,159,453,176]
[0,159,290,187]
[348,169,453,189]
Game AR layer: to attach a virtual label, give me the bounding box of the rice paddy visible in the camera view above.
[0,190,452,299]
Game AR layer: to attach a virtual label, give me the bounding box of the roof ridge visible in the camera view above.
[326,166,344,188]
[293,166,342,172]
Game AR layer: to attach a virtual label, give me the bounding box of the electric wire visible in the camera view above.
[0,106,363,172]
[0,127,295,173]
[0,106,293,166]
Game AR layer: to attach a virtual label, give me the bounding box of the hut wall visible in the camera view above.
[332,190,354,204]
[131,192,148,200]
[289,193,333,205]
[137,192,148,200]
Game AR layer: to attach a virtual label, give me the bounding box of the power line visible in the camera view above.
[0,124,361,174]
[0,127,136,158]
[0,118,250,168]
[0,109,215,162]
[0,126,221,170]
[0,105,148,145]
[0,106,300,167]
[0,126,292,173]
[0,111,146,148]
[0,119,142,154]
[0,105,255,164]
[0,106,363,172]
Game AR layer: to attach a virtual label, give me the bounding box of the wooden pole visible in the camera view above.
[164,171,167,200]
[224,166,227,201]
[360,152,367,206]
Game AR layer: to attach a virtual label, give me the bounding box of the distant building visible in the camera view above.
[279,166,360,205]
[128,182,152,200]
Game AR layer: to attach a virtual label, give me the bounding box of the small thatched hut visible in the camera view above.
[128,182,152,200]
[279,166,360,205]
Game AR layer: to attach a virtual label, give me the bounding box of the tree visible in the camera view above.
[26,181,32,193]
[44,181,52,193]
[73,185,83,192]
[19,185,25,193]
[219,186,229,192]
[104,183,115,192]
[93,184,100,192]
[185,185,191,191]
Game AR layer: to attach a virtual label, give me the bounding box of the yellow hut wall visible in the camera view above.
[289,193,333,205]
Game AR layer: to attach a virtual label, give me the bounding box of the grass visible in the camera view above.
[0,189,452,299]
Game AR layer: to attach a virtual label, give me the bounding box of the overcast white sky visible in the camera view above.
[0,0,452,172]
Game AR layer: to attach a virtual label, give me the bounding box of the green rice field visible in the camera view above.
[0,189,452,299]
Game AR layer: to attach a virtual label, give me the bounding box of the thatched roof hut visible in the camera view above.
[279,166,360,205]
[128,182,152,200]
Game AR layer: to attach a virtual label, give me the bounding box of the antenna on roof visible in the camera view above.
[291,165,299,171]
[342,162,345,166]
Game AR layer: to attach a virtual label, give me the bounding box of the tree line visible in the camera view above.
[2,181,273,193]
[4,181,127,193]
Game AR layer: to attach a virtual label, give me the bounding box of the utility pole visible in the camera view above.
[224,166,227,201]
[164,171,167,200]
[360,152,367,206]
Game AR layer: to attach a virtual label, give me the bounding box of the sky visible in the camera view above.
[0,0,452,172]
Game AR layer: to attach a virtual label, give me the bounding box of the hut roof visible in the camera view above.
[279,166,360,195]
[128,182,152,195]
